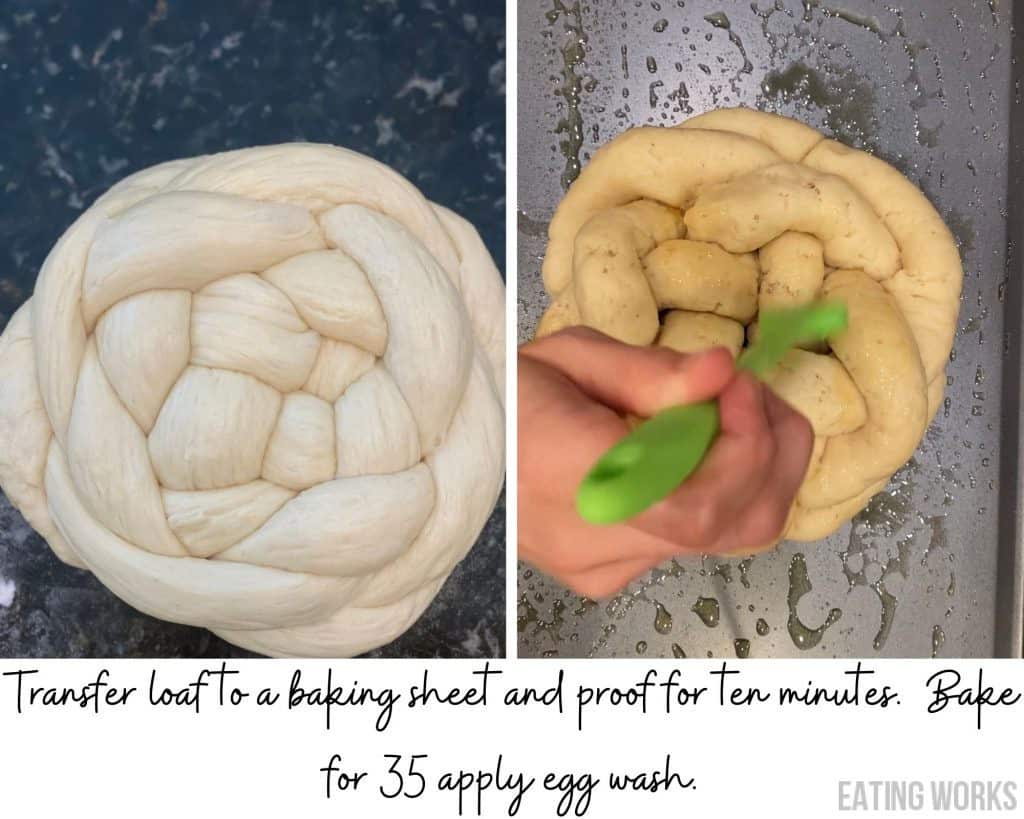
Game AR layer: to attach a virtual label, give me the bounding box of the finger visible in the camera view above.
[741,389,814,538]
[559,554,664,600]
[761,388,814,503]
[517,353,629,486]
[521,326,735,417]
[627,374,777,548]
[630,433,773,549]
[704,389,815,554]
[717,371,771,437]
[521,495,692,574]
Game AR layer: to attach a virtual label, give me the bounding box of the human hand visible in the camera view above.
[518,327,814,598]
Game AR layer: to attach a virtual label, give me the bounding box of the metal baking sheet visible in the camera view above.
[517,0,1023,658]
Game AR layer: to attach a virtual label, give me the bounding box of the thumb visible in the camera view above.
[520,326,735,417]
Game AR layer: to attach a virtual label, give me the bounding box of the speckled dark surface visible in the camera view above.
[0,0,506,658]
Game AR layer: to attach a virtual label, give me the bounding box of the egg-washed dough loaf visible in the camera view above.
[0,143,506,657]
[537,107,961,547]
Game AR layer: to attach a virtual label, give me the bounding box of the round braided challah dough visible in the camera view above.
[537,107,961,547]
[0,143,505,657]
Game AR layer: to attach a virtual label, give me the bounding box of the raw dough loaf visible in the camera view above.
[0,143,505,657]
[537,107,961,547]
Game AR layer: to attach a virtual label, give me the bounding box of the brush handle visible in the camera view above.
[575,402,719,524]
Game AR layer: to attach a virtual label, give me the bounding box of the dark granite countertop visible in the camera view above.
[0,0,506,658]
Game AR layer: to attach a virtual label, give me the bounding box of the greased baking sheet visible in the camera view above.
[517,0,1024,658]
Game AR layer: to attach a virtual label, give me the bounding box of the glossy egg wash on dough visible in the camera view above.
[536,107,962,548]
[0,144,506,658]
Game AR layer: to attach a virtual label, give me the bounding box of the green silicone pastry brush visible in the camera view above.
[575,301,848,525]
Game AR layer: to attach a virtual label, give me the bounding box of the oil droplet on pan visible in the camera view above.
[548,0,588,190]
[738,557,753,588]
[787,553,842,650]
[702,10,753,79]
[704,11,731,29]
[653,601,674,634]
[691,596,720,627]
